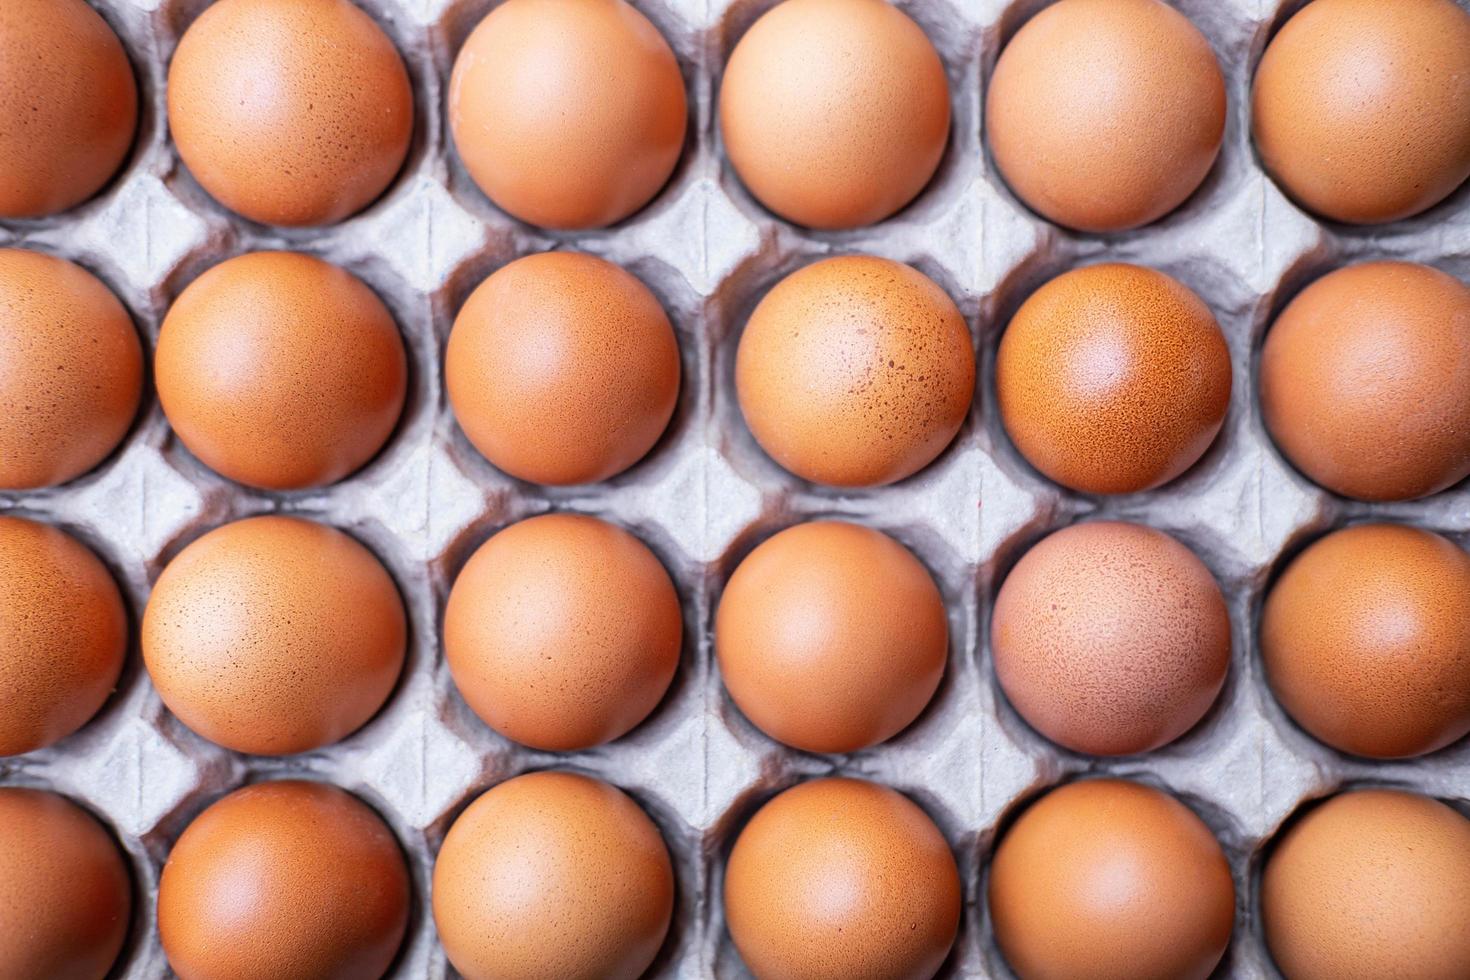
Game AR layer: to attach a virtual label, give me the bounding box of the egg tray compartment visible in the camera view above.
[4,0,1470,977]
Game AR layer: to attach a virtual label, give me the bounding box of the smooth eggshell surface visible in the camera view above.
[735,255,974,487]
[988,779,1235,980]
[432,771,674,980]
[445,252,680,485]
[158,780,410,980]
[719,0,950,230]
[141,515,406,755]
[167,0,413,226]
[715,521,947,753]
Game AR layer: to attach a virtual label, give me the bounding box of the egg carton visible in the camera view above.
[3,0,1470,977]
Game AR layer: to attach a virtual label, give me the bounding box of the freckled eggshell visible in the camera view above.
[0,787,131,980]
[724,777,961,980]
[996,263,1231,495]
[1259,262,1470,502]
[155,251,407,491]
[1252,0,1470,225]
[0,249,142,490]
[445,252,680,485]
[1261,523,1470,759]
[157,780,410,980]
[167,0,413,227]
[432,771,674,980]
[988,779,1235,980]
[735,256,974,487]
[448,0,687,230]
[141,515,406,756]
[0,0,136,219]
[1263,789,1470,980]
[718,0,951,230]
[715,521,947,753]
[991,521,1230,756]
[986,0,1225,232]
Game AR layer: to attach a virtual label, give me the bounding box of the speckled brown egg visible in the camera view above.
[167,0,413,227]
[445,252,680,485]
[444,514,681,751]
[448,0,686,230]
[716,521,947,754]
[989,779,1235,980]
[719,0,950,230]
[986,0,1225,232]
[0,0,136,219]
[158,780,410,980]
[725,777,960,980]
[433,771,674,980]
[992,521,1230,756]
[0,787,131,980]
[736,256,974,487]
[0,249,142,491]
[996,263,1231,495]
[1261,523,1470,759]
[1259,262,1470,501]
[155,251,406,491]
[1253,0,1470,225]
[141,515,406,756]
[1263,789,1470,980]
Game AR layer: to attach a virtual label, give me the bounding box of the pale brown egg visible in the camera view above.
[167,0,413,226]
[141,515,406,756]
[991,521,1230,756]
[0,249,142,490]
[0,0,136,218]
[735,256,974,487]
[448,0,686,230]
[433,771,674,980]
[725,777,960,979]
[0,787,131,980]
[158,780,410,980]
[996,263,1231,495]
[155,251,406,491]
[716,521,947,754]
[1259,262,1470,501]
[445,252,680,485]
[986,0,1225,232]
[988,779,1235,980]
[1262,523,1470,759]
[719,0,950,230]
[1263,789,1470,980]
[1253,0,1470,225]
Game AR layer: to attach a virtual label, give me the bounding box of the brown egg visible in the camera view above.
[996,263,1231,495]
[445,514,682,751]
[167,0,413,226]
[158,780,410,980]
[0,0,136,218]
[156,251,406,491]
[1259,262,1470,501]
[0,249,142,490]
[725,777,960,979]
[433,771,674,980]
[0,788,131,980]
[986,0,1225,232]
[716,521,947,753]
[448,0,686,230]
[1253,0,1470,225]
[141,515,406,755]
[719,0,950,230]
[992,521,1230,756]
[989,779,1235,980]
[1261,523,1470,759]
[445,253,680,485]
[736,256,974,487]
